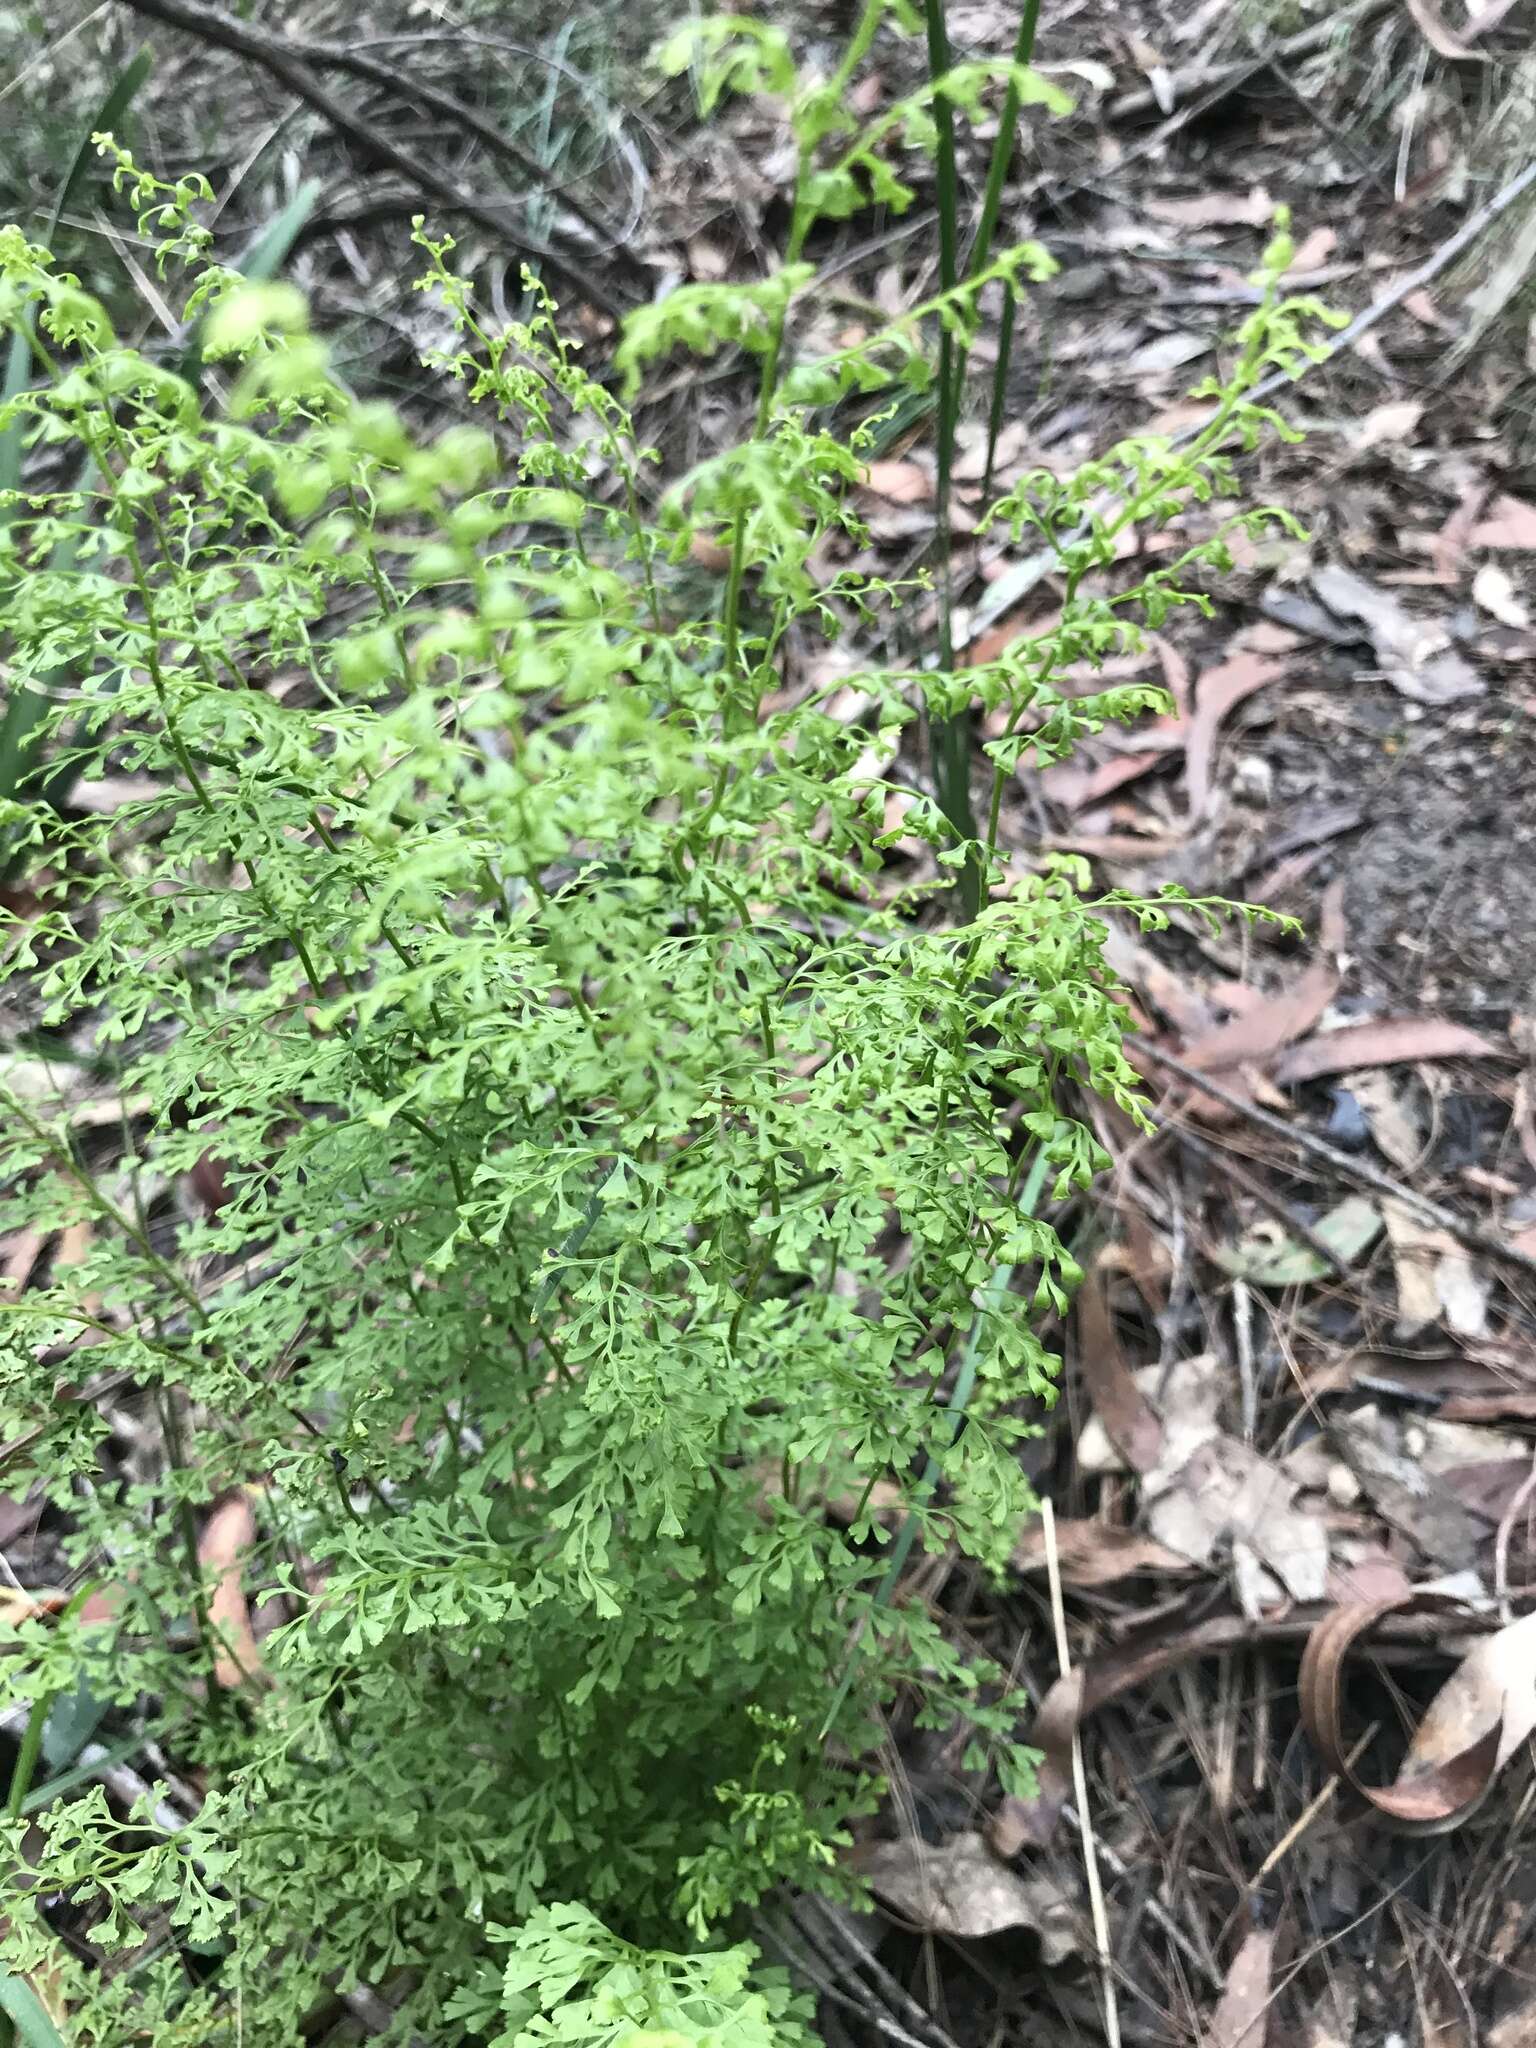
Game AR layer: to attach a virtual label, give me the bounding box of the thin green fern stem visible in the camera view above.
[982,285,1017,501]
[921,0,980,907]
[969,0,1043,279]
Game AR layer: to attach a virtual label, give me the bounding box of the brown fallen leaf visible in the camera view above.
[1432,478,1491,582]
[1346,1067,1423,1170]
[1103,1210,1173,1311]
[1327,1547,1414,1606]
[1142,187,1275,230]
[1073,1259,1163,1474]
[1382,1197,1445,1332]
[1466,0,1525,35]
[2,1226,46,1293]
[0,1487,40,1548]
[861,458,932,505]
[1000,1596,1483,1850]
[1471,494,1536,550]
[685,235,731,282]
[200,1487,268,1690]
[1418,1415,1528,1477]
[1473,560,1531,629]
[1041,746,1171,813]
[1333,1347,1536,1408]
[1435,1247,1490,1338]
[1312,562,1483,705]
[1127,329,1213,378]
[1204,1928,1277,2048]
[1013,1514,1192,1587]
[1350,398,1426,456]
[1152,631,1193,716]
[1441,1392,1536,1424]
[1181,877,1346,1076]
[1048,829,1189,866]
[1074,1337,1323,1609]
[1285,225,1337,273]
[1402,286,1453,329]
[1078,1351,1220,1476]
[688,532,733,572]
[60,773,163,814]
[1272,1016,1503,1085]
[1184,651,1290,821]
[1301,1597,1536,1833]
[1100,918,1217,1037]
[0,1585,70,1624]
[855,1833,1078,1960]
[1442,1455,1535,1526]
[1491,2002,1536,2048]
[952,416,1031,483]
[189,1149,233,1216]
[54,1218,93,1271]
[1330,1405,1484,1570]
[1145,1434,1329,1610]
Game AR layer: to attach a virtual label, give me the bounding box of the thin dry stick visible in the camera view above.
[1245,150,1536,411]
[1041,1496,1121,2048]
[115,0,630,316]
[1106,0,1391,121]
[758,1912,942,2048]
[1134,1039,1536,1285]
[1160,1116,1353,1277]
[1251,1722,1378,1884]
[1057,1804,1221,1990]
[793,1897,964,2048]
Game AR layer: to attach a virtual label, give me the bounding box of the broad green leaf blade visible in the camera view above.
[232,177,323,284]
[40,1674,108,1774]
[0,1975,66,2048]
[0,682,54,805]
[0,328,32,502]
[44,45,154,249]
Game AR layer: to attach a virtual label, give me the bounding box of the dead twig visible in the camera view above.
[1157,1117,1356,1280]
[1106,0,1392,123]
[1042,1496,1122,2048]
[791,1898,965,2048]
[1133,1040,1536,1284]
[758,1908,950,2048]
[1061,1801,1223,1991]
[1244,151,1536,412]
[1251,1722,1378,1885]
[114,0,634,316]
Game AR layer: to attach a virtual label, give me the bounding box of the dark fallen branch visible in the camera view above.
[1154,1116,1355,1278]
[1134,1038,1536,1285]
[116,0,637,317]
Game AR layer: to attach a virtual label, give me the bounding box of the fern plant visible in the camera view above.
[0,11,1336,2042]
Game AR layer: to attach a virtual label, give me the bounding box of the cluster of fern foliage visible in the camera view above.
[0,7,1334,2042]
